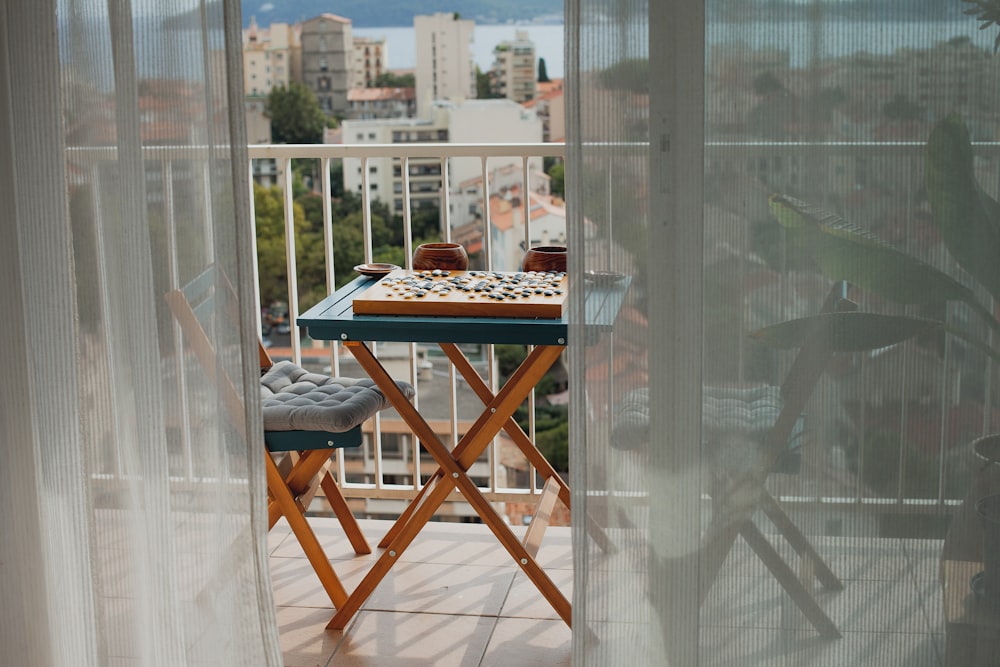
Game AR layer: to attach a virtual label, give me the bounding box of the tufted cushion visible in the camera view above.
[611,385,803,470]
[260,360,415,433]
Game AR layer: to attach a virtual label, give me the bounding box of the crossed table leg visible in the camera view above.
[326,340,571,630]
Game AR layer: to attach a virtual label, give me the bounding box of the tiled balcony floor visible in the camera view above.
[270,517,572,667]
[270,518,947,666]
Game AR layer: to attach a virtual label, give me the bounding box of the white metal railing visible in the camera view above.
[243,141,1000,517]
[76,140,1000,518]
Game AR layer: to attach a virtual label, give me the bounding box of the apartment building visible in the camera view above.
[242,17,299,97]
[243,19,300,181]
[489,31,537,103]
[414,13,477,117]
[346,87,416,120]
[341,105,451,215]
[350,36,387,89]
[523,78,565,142]
[446,99,543,187]
[341,99,542,223]
[299,14,353,117]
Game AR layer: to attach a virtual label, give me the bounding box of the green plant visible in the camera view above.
[754,114,1000,364]
[963,0,1000,52]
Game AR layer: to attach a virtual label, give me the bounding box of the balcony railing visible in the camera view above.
[74,140,1000,525]
[246,142,566,518]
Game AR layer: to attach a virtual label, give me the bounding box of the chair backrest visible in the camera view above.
[165,265,264,441]
[165,265,369,451]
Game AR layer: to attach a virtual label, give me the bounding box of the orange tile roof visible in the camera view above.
[488,186,565,232]
[348,87,415,102]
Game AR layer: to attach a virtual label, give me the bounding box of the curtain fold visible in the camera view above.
[570,1,1000,664]
[0,1,279,664]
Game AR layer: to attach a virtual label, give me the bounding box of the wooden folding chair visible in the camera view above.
[165,265,413,609]
[697,283,855,638]
[611,282,851,638]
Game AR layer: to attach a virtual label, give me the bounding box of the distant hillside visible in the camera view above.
[242,0,564,28]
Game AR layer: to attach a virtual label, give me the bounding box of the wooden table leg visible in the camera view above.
[330,341,572,630]
[440,343,615,554]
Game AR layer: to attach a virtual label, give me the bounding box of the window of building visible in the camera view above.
[368,132,376,140]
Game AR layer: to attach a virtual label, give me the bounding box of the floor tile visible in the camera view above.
[395,523,521,568]
[364,561,517,617]
[700,627,801,667]
[779,629,942,667]
[275,605,346,667]
[500,569,573,620]
[270,555,377,609]
[480,617,571,666]
[265,518,952,666]
[329,610,495,666]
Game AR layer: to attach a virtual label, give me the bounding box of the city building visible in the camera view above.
[242,18,299,97]
[346,86,417,120]
[446,99,544,187]
[451,165,561,270]
[350,36,387,89]
[341,98,543,230]
[523,78,565,142]
[299,14,353,117]
[341,105,451,215]
[414,12,477,117]
[488,31,537,103]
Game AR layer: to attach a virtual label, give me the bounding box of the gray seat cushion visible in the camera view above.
[611,385,803,469]
[260,360,414,433]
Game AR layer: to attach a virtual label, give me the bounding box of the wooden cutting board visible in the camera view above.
[353,269,567,318]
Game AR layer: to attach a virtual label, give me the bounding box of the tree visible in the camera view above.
[265,82,326,144]
[752,71,785,96]
[372,71,415,88]
[964,0,1000,52]
[547,161,565,198]
[882,93,924,122]
[538,57,551,83]
[253,184,330,311]
[475,66,502,99]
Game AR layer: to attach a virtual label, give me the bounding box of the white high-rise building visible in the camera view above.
[414,13,476,117]
[489,31,537,103]
[447,99,543,186]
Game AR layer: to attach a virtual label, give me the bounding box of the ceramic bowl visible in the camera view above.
[584,269,626,285]
[412,242,469,271]
[521,245,567,273]
[354,263,400,278]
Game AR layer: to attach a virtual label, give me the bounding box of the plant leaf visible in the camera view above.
[750,312,939,352]
[769,194,1000,335]
[926,113,1000,304]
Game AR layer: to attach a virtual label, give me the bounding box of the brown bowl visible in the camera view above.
[521,245,567,273]
[412,242,469,271]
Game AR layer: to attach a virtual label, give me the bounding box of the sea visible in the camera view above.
[353,24,567,78]
[62,18,996,90]
[354,19,997,78]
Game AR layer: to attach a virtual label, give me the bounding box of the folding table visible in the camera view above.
[299,272,629,630]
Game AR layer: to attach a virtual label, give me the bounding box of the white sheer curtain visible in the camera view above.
[570,0,1000,664]
[0,2,279,665]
